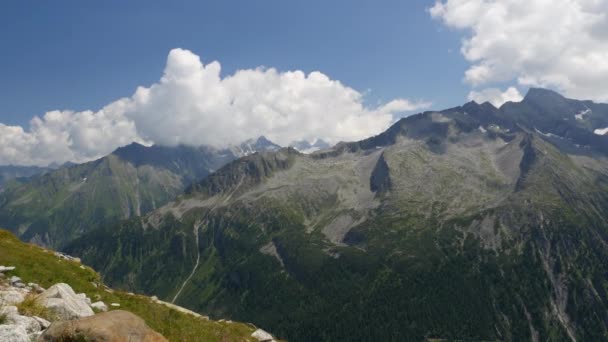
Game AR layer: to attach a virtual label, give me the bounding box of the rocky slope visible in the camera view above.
[0,137,280,248]
[64,89,608,341]
[0,229,276,341]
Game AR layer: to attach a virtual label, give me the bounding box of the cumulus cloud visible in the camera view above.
[430,0,608,101]
[467,87,523,107]
[0,103,142,167]
[0,48,430,166]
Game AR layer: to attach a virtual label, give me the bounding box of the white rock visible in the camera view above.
[0,306,41,333]
[32,316,51,329]
[0,265,15,272]
[76,293,91,304]
[28,331,43,341]
[7,315,41,333]
[0,324,29,342]
[0,306,19,319]
[0,289,25,305]
[37,283,94,320]
[251,328,275,342]
[90,301,108,312]
[110,303,120,307]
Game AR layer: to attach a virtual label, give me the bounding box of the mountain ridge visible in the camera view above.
[0,137,281,248]
[64,88,608,341]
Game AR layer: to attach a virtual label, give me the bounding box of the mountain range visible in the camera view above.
[2,88,608,341]
[0,136,280,248]
[55,88,608,341]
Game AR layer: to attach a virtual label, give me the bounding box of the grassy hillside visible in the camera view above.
[0,229,260,342]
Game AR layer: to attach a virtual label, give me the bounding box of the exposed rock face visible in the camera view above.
[39,310,168,342]
[36,283,94,320]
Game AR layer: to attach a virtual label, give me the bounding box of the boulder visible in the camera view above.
[0,306,42,333]
[90,301,108,312]
[36,283,94,320]
[0,288,25,305]
[0,324,29,342]
[38,310,168,342]
[251,328,276,342]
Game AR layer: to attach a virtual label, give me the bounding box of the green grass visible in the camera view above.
[0,229,260,342]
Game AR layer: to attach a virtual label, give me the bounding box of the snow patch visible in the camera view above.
[575,109,591,121]
[594,127,608,135]
[535,128,562,139]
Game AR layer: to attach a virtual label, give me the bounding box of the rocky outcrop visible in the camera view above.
[39,310,168,342]
[36,283,94,320]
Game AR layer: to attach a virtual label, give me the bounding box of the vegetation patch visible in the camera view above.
[16,294,53,321]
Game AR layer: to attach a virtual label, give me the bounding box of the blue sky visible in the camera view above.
[2,0,605,166]
[0,0,467,127]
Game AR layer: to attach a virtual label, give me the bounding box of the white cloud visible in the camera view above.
[0,48,431,166]
[468,87,523,107]
[430,0,608,101]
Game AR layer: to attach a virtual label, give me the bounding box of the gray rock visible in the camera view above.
[0,324,29,342]
[90,301,108,312]
[251,328,276,342]
[0,306,42,333]
[37,283,94,320]
[32,316,51,329]
[0,289,25,305]
[76,293,92,305]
